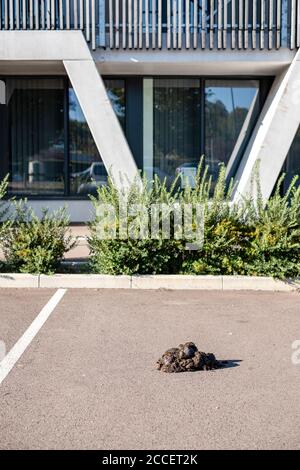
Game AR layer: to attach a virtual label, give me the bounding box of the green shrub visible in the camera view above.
[244,174,300,278]
[0,175,11,237]
[89,160,300,279]
[2,202,74,274]
[89,174,182,274]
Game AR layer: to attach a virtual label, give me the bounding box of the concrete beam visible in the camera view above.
[64,59,139,189]
[233,48,300,201]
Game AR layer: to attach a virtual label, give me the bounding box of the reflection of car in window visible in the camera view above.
[175,162,199,189]
[70,162,108,196]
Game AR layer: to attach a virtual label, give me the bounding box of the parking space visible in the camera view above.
[0,289,300,449]
[0,289,56,352]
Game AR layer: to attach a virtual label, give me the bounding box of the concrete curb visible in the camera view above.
[0,273,39,288]
[0,273,299,291]
[39,274,131,289]
[131,275,223,290]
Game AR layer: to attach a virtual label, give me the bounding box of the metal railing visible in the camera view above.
[0,1,300,51]
[0,0,102,49]
[106,0,295,50]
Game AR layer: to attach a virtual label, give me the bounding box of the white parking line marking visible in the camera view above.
[0,288,67,385]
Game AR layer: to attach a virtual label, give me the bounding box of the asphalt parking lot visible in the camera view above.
[0,288,300,450]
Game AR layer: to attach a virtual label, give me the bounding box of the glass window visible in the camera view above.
[69,79,125,196]
[144,78,202,186]
[0,77,126,197]
[5,78,65,195]
[205,79,260,181]
[283,126,300,191]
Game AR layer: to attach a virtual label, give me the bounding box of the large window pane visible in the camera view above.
[205,80,260,181]
[69,79,125,196]
[6,78,65,195]
[144,78,201,185]
[283,126,300,191]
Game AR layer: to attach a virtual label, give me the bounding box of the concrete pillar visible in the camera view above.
[64,59,139,189]
[234,49,300,201]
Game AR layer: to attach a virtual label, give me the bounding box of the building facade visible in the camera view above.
[0,0,300,221]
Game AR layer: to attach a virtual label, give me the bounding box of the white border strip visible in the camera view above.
[0,288,67,385]
[0,275,299,291]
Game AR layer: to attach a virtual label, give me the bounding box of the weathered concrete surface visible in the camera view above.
[1,289,300,449]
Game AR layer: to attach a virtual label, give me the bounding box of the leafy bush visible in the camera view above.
[89,160,300,279]
[243,174,300,278]
[0,176,11,237]
[89,175,182,274]
[2,202,74,274]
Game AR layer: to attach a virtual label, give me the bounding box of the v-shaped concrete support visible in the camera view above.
[233,49,300,201]
[0,31,139,190]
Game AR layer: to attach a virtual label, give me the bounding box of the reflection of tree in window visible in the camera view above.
[205,80,260,180]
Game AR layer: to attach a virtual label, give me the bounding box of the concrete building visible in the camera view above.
[0,0,300,221]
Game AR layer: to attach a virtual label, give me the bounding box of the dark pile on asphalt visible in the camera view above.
[156,342,223,373]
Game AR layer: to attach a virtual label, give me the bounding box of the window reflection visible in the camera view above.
[144,78,260,189]
[152,78,201,186]
[205,80,260,181]
[283,126,300,191]
[69,80,125,196]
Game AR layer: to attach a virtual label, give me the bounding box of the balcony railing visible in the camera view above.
[0,1,299,51]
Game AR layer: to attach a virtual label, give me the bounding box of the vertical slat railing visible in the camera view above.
[297,0,300,47]
[209,0,214,49]
[185,0,190,49]
[178,0,182,49]
[91,0,96,49]
[59,0,63,29]
[128,0,132,48]
[122,0,126,48]
[158,0,162,48]
[193,0,197,49]
[167,0,171,49]
[139,0,142,48]
[79,0,84,29]
[290,0,297,49]
[145,0,150,49]
[85,0,90,41]
[201,0,206,49]
[133,0,138,48]
[260,0,265,49]
[152,0,156,49]
[9,0,14,29]
[172,0,177,49]
[0,1,297,53]
[238,0,243,49]
[66,0,70,29]
[269,0,274,49]
[0,0,98,47]
[223,0,227,49]
[16,0,20,29]
[217,0,222,49]
[244,0,249,49]
[145,0,149,49]
[109,0,113,47]
[252,0,257,49]
[276,0,281,49]
[116,0,120,49]
[231,0,236,48]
